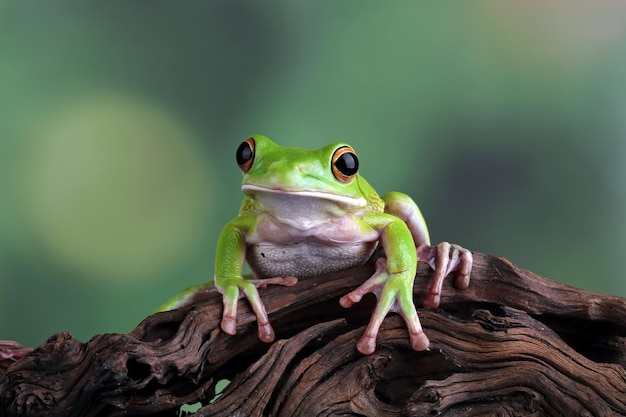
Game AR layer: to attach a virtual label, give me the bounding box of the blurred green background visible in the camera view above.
[2,2,626,348]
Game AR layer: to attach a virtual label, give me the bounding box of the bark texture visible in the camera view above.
[1,252,625,416]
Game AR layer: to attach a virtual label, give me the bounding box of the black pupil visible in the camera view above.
[336,151,358,176]
[236,142,253,166]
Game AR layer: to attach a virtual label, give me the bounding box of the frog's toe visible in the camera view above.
[453,250,473,289]
[356,334,377,355]
[393,293,430,351]
[454,273,471,290]
[257,321,275,343]
[221,316,237,336]
[339,291,362,308]
[423,292,441,308]
[253,276,298,289]
[340,257,387,309]
[220,294,239,335]
[409,331,430,351]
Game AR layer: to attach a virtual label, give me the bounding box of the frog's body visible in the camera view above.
[242,178,381,278]
[247,224,379,279]
[161,135,473,355]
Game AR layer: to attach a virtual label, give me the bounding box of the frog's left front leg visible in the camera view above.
[383,192,473,308]
[340,215,426,355]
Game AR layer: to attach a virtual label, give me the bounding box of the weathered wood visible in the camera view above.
[1,253,625,416]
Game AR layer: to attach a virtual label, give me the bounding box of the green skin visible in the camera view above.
[160,135,473,355]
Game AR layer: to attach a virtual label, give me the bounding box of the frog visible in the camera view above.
[161,135,473,355]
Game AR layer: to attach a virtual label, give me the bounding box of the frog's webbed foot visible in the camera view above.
[217,276,298,343]
[340,258,427,355]
[417,242,473,308]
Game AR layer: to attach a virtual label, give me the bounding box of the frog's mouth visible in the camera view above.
[242,184,367,208]
[242,184,367,227]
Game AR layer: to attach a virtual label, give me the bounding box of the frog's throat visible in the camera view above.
[242,184,367,208]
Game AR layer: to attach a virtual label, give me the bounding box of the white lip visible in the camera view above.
[242,184,367,207]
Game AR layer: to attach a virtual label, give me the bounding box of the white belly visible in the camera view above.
[246,241,377,279]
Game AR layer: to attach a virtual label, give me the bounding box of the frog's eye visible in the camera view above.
[236,138,255,173]
[332,146,359,182]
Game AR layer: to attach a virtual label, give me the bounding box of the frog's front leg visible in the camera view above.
[383,192,473,308]
[217,275,297,342]
[340,215,424,355]
[215,216,297,342]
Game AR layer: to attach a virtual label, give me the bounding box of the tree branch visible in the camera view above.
[1,253,625,416]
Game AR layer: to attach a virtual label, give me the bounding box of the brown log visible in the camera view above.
[1,252,625,416]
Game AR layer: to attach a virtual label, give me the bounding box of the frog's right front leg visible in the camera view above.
[215,217,297,342]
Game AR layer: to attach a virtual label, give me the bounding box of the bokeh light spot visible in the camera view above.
[20,93,212,283]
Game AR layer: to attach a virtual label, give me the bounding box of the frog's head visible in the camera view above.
[236,135,369,223]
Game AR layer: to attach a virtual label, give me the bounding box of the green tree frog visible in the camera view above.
[162,135,472,355]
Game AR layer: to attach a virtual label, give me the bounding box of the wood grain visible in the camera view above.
[1,253,624,416]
